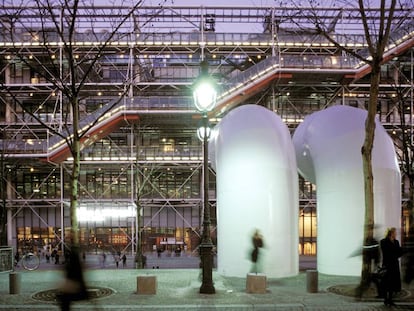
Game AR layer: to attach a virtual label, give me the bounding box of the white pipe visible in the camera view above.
[209,104,299,278]
[293,105,401,276]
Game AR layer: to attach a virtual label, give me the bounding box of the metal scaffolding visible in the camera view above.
[0,4,413,255]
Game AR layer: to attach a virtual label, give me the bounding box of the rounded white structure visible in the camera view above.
[293,105,401,276]
[209,104,299,278]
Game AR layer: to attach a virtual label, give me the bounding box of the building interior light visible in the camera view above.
[78,206,136,222]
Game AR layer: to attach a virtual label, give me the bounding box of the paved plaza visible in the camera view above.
[1,254,414,310]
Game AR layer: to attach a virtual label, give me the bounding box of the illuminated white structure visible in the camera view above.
[293,105,401,276]
[209,104,299,278]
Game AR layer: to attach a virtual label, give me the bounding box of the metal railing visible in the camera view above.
[0,247,13,273]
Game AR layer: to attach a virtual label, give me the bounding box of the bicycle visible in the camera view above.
[15,252,40,271]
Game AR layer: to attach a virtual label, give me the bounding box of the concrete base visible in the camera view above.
[137,275,157,295]
[9,272,21,294]
[246,273,266,294]
[306,270,318,293]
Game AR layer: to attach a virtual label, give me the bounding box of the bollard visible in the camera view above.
[306,269,318,293]
[9,272,21,294]
[137,275,157,295]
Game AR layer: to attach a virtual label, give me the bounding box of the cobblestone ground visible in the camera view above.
[1,254,413,310]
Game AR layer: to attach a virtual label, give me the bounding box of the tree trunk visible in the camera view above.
[359,62,381,290]
[70,98,81,247]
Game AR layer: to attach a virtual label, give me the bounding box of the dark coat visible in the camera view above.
[251,235,263,263]
[380,237,403,292]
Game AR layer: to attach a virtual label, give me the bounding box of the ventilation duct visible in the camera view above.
[209,104,299,278]
[293,105,401,276]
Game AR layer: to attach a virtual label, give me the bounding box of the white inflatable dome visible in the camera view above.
[209,104,299,278]
[293,105,401,276]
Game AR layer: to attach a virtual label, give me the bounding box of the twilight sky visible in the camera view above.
[102,0,346,7]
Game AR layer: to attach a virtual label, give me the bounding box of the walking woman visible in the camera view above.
[380,227,403,307]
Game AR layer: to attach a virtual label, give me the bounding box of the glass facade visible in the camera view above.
[1,4,412,259]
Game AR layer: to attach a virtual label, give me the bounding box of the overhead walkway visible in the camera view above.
[42,55,353,163]
[3,27,414,163]
[346,20,414,82]
[1,96,195,162]
[45,96,196,163]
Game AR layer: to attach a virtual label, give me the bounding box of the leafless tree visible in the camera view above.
[285,0,413,290]
[0,0,143,247]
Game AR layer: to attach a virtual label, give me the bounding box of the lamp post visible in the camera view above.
[193,60,216,294]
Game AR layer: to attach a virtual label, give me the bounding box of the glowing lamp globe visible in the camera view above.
[197,126,211,141]
[193,77,217,113]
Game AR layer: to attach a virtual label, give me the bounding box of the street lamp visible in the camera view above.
[193,60,216,294]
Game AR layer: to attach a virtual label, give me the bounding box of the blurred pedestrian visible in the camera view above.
[52,248,60,264]
[355,224,382,298]
[142,254,147,268]
[380,227,403,307]
[14,251,20,267]
[57,246,88,311]
[122,253,127,268]
[100,252,106,268]
[250,229,264,274]
[114,252,120,268]
[46,251,50,263]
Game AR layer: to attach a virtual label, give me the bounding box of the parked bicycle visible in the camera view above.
[15,251,40,271]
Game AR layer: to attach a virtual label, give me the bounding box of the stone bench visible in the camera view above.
[136,275,157,295]
[246,273,267,294]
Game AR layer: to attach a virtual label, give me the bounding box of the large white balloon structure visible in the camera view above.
[293,105,401,276]
[209,104,299,278]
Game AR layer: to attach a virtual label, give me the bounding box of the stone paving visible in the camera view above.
[0,254,413,310]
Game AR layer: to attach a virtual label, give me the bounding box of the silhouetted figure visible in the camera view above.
[115,252,120,268]
[57,247,88,311]
[14,251,20,267]
[380,227,403,307]
[142,254,147,268]
[101,252,106,268]
[122,254,127,268]
[52,248,60,264]
[250,229,264,274]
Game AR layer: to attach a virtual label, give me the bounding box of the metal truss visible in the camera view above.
[1,4,413,251]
